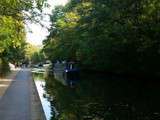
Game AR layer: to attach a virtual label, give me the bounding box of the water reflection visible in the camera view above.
[33,73,58,120]
[34,72,160,120]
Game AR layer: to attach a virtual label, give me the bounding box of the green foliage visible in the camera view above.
[0,0,47,20]
[25,43,39,61]
[43,0,160,74]
[0,58,10,77]
[31,50,45,64]
[0,0,47,74]
[0,16,26,64]
[24,43,45,64]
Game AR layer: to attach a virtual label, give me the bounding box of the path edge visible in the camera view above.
[29,71,47,120]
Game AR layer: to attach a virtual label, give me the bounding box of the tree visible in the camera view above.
[31,50,45,64]
[43,0,160,74]
[0,0,47,74]
[25,43,45,64]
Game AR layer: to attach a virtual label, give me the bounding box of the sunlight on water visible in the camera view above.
[35,80,51,120]
[33,72,160,120]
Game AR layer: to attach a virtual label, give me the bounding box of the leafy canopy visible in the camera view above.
[43,0,160,74]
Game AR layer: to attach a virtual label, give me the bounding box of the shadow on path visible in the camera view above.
[0,69,46,120]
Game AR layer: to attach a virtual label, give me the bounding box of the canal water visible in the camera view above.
[33,72,160,120]
[33,73,59,120]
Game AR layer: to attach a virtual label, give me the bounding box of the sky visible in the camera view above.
[26,0,69,46]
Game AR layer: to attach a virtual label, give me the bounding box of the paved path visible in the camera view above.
[0,69,45,120]
[0,69,19,101]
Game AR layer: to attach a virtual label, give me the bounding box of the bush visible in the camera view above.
[0,59,10,77]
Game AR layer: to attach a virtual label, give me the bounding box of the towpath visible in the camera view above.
[0,69,46,120]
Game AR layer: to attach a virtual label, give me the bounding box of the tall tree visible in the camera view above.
[0,0,47,74]
[43,0,160,74]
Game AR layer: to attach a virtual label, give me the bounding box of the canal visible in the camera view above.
[33,71,160,120]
